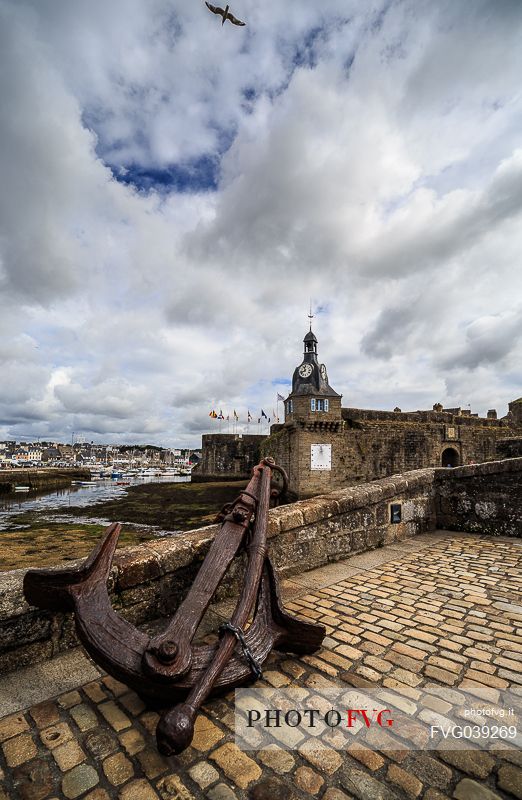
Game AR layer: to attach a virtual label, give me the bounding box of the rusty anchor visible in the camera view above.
[23,458,325,754]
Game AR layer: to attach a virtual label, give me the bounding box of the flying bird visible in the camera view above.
[205,2,246,26]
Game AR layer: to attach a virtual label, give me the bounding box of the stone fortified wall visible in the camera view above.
[497,438,522,459]
[0,468,90,494]
[0,458,520,675]
[191,434,265,482]
[263,407,521,497]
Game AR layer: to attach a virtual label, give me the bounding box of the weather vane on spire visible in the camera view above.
[308,300,314,331]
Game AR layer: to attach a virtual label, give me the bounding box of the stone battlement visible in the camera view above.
[341,407,511,426]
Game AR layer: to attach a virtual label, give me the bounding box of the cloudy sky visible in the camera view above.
[1,0,521,447]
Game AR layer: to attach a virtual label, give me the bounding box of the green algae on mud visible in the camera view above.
[68,479,247,530]
[0,480,247,571]
[0,522,158,571]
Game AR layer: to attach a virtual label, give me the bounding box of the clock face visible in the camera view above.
[298,363,313,378]
[320,364,327,381]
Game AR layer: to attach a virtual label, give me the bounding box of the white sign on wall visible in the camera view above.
[311,443,332,470]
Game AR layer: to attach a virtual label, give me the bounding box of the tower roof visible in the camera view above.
[288,327,341,398]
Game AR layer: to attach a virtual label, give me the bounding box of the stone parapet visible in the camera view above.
[342,407,511,426]
[0,458,520,676]
[435,456,522,537]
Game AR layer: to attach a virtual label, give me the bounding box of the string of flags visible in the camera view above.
[208,392,288,425]
[208,406,283,424]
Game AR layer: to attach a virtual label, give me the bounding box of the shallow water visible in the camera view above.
[0,475,189,531]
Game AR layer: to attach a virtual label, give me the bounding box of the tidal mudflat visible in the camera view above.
[0,479,246,571]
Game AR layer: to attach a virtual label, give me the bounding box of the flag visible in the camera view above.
[277,393,285,402]
[218,410,224,420]
[261,409,268,419]
[226,415,229,421]
[247,410,252,421]
[209,410,217,418]
[233,410,239,420]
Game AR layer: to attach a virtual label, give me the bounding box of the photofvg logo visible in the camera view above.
[234,688,521,752]
[246,706,394,730]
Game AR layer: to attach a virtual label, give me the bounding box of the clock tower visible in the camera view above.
[263,322,343,497]
[275,325,342,495]
[284,328,342,426]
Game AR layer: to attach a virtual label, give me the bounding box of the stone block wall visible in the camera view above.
[0,457,520,676]
[435,459,522,537]
[191,434,265,482]
[497,438,522,459]
[268,468,435,576]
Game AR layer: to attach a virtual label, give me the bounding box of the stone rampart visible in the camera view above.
[0,458,520,676]
[191,433,265,482]
[266,407,521,497]
[497,438,522,459]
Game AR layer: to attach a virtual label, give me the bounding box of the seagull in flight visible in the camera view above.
[205,2,246,26]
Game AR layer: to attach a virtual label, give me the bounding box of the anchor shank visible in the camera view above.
[192,462,271,705]
[156,462,274,753]
[142,466,262,679]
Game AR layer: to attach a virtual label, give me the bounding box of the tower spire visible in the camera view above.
[308,300,314,332]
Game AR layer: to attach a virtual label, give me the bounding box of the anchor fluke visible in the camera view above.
[23,522,122,611]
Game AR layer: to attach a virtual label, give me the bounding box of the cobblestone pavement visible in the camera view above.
[0,532,521,799]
